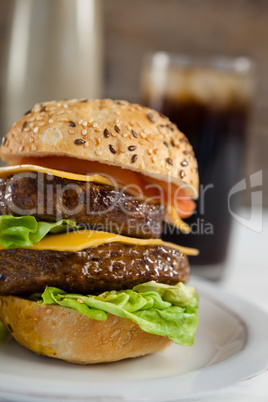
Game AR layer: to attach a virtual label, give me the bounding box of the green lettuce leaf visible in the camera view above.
[0,215,79,249]
[33,281,199,346]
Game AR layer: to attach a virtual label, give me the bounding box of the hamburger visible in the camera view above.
[0,99,199,364]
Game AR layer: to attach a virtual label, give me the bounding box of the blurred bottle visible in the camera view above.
[2,0,103,134]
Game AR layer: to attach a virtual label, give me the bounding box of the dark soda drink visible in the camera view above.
[141,53,254,280]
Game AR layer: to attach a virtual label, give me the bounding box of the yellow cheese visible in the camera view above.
[166,205,191,234]
[0,165,114,186]
[0,230,198,256]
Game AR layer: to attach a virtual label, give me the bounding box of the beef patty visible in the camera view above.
[0,173,165,238]
[0,242,189,296]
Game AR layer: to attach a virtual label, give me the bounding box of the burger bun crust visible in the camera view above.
[0,295,172,364]
[0,99,198,195]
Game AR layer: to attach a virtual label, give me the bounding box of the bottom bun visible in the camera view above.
[0,296,172,364]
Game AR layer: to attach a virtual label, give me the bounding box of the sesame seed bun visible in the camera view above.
[0,295,172,364]
[0,99,198,195]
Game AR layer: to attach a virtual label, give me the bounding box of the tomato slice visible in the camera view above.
[19,156,196,218]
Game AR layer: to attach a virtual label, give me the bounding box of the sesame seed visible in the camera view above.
[151,156,156,163]
[180,170,185,178]
[122,133,128,138]
[63,103,68,108]
[78,119,83,125]
[24,127,30,132]
[131,154,138,163]
[131,129,138,138]
[163,141,169,148]
[29,137,34,143]
[82,129,87,135]
[77,298,84,304]
[115,118,120,124]
[114,125,120,133]
[79,98,88,103]
[39,122,45,126]
[1,136,6,145]
[31,145,37,151]
[68,120,76,127]
[171,139,176,147]
[74,139,85,145]
[24,109,31,116]
[109,144,117,154]
[128,145,137,152]
[19,145,24,152]
[181,159,189,167]
[22,121,28,130]
[147,111,157,123]
[93,122,98,128]
[69,129,75,134]
[33,127,39,133]
[179,137,189,144]
[95,149,103,156]
[166,157,173,166]
[82,121,88,127]
[48,119,54,124]
[147,149,152,155]
[95,128,102,133]
[103,128,110,138]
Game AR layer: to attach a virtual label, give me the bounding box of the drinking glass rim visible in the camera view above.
[144,51,255,74]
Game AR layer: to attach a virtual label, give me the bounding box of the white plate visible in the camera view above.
[0,277,268,402]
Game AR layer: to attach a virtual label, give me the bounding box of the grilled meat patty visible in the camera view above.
[0,172,165,238]
[0,242,189,296]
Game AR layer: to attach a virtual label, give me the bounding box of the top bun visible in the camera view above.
[0,99,198,194]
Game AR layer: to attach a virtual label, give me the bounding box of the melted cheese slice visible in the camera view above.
[166,205,191,234]
[0,165,114,186]
[0,230,198,256]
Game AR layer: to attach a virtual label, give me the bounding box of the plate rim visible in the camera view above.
[1,276,268,401]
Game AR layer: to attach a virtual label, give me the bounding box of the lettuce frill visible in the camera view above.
[32,281,199,346]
